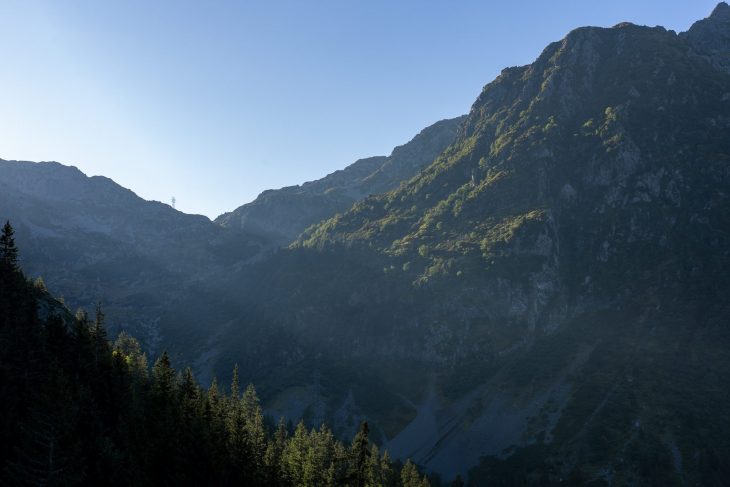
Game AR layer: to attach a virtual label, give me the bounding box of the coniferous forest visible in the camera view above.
[0,221,439,486]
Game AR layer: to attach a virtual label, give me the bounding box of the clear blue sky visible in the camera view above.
[0,1,720,218]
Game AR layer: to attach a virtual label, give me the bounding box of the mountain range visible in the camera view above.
[216,116,464,245]
[3,3,730,484]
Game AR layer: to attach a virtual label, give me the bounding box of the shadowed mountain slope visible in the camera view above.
[0,159,265,354]
[216,5,730,483]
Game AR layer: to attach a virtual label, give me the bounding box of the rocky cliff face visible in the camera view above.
[285,17,730,354]
[682,1,730,73]
[215,117,464,245]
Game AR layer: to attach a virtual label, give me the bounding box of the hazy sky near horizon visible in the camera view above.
[0,1,720,218]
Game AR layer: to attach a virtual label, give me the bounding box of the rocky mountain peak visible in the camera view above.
[681,2,730,73]
[711,1,730,20]
[462,22,683,150]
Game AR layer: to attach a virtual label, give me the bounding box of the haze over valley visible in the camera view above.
[2,2,730,485]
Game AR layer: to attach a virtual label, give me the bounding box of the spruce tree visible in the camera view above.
[148,351,182,484]
[151,351,176,399]
[349,421,372,487]
[401,459,423,487]
[281,421,308,485]
[204,377,227,479]
[330,441,350,485]
[264,417,288,484]
[206,377,221,420]
[303,424,336,486]
[380,450,397,487]
[0,220,19,272]
[206,377,226,445]
[230,364,241,399]
[242,383,266,477]
[225,365,249,483]
[367,444,382,487]
[274,417,289,453]
[180,368,199,417]
[91,303,109,366]
[179,367,206,482]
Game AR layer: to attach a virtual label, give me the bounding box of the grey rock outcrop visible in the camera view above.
[682,1,730,73]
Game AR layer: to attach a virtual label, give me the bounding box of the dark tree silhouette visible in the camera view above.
[0,226,434,486]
